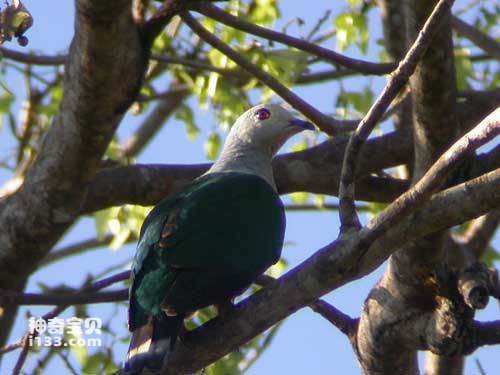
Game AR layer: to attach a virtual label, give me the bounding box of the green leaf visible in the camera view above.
[454,50,473,90]
[289,140,308,153]
[334,12,369,54]
[94,207,120,240]
[367,202,388,219]
[0,91,14,112]
[248,0,280,26]
[67,333,87,366]
[210,79,249,130]
[266,49,309,82]
[265,258,288,278]
[125,205,152,238]
[290,192,309,204]
[82,352,119,375]
[336,86,374,116]
[152,32,172,52]
[109,227,131,251]
[205,133,221,160]
[175,104,200,141]
[482,246,500,267]
[314,194,326,208]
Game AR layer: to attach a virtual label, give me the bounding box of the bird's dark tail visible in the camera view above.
[124,314,183,373]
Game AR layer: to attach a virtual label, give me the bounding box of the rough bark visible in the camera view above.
[354,0,474,374]
[0,0,151,346]
[81,122,499,214]
[0,1,498,373]
[149,168,500,375]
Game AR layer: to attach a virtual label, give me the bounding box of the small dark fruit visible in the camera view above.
[17,36,29,47]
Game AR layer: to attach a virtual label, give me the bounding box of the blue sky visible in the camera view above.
[1,1,498,374]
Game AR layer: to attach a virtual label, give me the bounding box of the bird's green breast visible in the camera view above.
[129,172,285,329]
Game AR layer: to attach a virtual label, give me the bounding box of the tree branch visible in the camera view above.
[120,83,190,158]
[80,124,500,215]
[0,0,179,347]
[180,11,354,136]
[256,274,357,337]
[145,167,500,375]
[451,16,500,58]
[2,270,129,374]
[472,320,500,348]
[338,0,455,233]
[309,300,358,337]
[40,234,116,267]
[0,289,128,306]
[193,3,395,75]
[81,130,414,213]
[359,106,499,248]
[459,209,500,259]
[0,47,67,65]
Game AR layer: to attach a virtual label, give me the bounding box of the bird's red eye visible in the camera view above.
[255,108,271,121]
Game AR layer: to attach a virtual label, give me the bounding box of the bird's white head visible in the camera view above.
[225,103,315,157]
[207,104,315,189]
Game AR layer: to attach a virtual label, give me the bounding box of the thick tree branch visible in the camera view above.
[360,106,499,247]
[256,274,358,337]
[80,125,500,214]
[193,3,395,75]
[473,320,500,348]
[145,168,500,375]
[82,131,413,213]
[338,0,455,233]
[363,0,462,372]
[0,0,184,347]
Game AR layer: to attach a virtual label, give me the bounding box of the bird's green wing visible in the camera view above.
[129,173,285,330]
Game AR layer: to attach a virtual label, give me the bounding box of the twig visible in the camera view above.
[256,274,357,337]
[338,0,456,233]
[136,86,190,102]
[180,11,351,135]
[451,16,500,58]
[460,209,500,259]
[0,288,128,306]
[121,84,190,158]
[296,68,357,84]
[193,3,395,75]
[309,299,357,337]
[472,320,500,348]
[0,48,361,91]
[151,53,238,76]
[0,47,66,65]
[306,9,332,41]
[58,352,79,375]
[41,234,115,266]
[142,0,187,45]
[1,270,130,373]
[284,203,370,212]
[359,106,499,248]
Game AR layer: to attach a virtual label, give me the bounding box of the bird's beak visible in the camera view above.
[288,118,315,131]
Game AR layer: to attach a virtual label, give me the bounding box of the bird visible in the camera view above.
[124,103,314,373]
